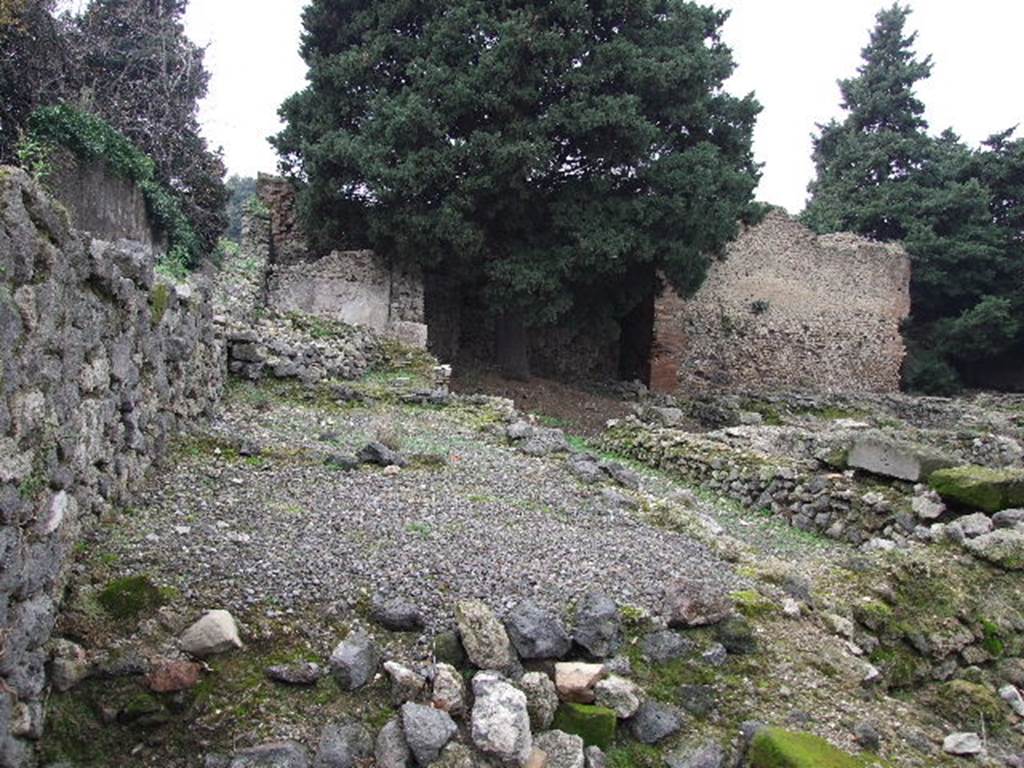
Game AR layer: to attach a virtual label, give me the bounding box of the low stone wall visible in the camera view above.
[0,167,223,765]
[650,212,911,394]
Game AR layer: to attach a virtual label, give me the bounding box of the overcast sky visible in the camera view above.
[183,0,1024,213]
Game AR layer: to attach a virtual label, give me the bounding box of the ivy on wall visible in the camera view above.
[23,105,199,276]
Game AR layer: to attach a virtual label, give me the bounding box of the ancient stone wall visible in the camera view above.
[0,167,223,765]
[650,212,911,394]
[255,177,429,348]
[47,151,165,251]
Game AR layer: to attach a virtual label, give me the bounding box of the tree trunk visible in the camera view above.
[495,311,530,380]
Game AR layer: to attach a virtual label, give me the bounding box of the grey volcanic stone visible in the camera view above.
[401,702,457,766]
[665,743,725,768]
[535,730,585,768]
[471,672,533,766]
[371,596,424,632]
[229,742,310,768]
[993,509,1024,529]
[358,442,406,468]
[584,746,606,768]
[505,600,571,660]
[599,461,641,491]
[567,454,603,484]
[964,528,1024,571]
[329,632,379,690]
[314,722,372,768]
[266,662,324,686]
[573,592,621,659]
[455,599,516,671]
[374,718,411,768]
[627,701,683,745]
[662,579,731,628]
[641,630,694,663]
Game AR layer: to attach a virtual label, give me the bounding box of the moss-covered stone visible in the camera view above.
[749,728,886,768]
[929,680,1005,730]
[550,703,617,750]
[732,589,775,619]
[929,465,1024,512]
[151,282,172,326]
[96,575,166,620]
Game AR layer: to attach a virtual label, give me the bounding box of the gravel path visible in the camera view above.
[99,386,745,628]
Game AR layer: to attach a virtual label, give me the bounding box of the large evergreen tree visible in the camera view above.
[274,0,761,376]
[804,4,1024,393]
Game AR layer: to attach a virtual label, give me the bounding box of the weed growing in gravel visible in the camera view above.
[406,522,432,537]
[96,575,167,620]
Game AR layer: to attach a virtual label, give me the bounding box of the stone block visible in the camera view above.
[847,435,952,482]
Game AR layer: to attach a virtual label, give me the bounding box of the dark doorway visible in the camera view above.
[618,289,655,385]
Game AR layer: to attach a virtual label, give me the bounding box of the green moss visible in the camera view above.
[732,589,775,619]
[550,703,617,750]
[929,680,1005,731]
[981,619,1005,658]
[868,645,926,690]
[151,282,171,326]
[929,465,1024,512]
[96,575,166,620]
[852,600,894,634]
[742,400,784,426]
[606,742,663,768]
[749,728,888,768]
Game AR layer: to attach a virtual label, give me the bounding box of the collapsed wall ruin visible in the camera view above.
[254,175,429,348]
[0,165,223,764]
[650,212,911,395]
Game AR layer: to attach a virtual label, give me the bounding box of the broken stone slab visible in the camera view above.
[929,465,1024,513]
[847,434,954,482]
[180,610,243,657]
[555,662,607,704]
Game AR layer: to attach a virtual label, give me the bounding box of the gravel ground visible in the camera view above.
[97,386,747,629]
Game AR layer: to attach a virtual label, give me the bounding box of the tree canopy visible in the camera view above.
[803,3,1024,393]
[274,0,761,375]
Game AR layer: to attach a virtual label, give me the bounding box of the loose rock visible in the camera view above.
[534,730,585,768]
[662,579,731,628]
[573,593,622,659]
[627,701,683,745]
[505,600,572,660]
[401,702,457,766]
[555,663,607,704]
[374,718,411,768]
[180,610,243,657]
[521,671,560,731]
[471,671,533,767]
[329,632,379,691]
[314,722,372,768]
[594,675,642,719]
[456,599,517,671]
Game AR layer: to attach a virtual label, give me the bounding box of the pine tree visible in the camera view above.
[804,4,1023,393]
[274,0,761,376]
[803,3,932,239]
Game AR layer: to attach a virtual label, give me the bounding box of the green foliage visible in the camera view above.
[26,105,202,270]
[802,5,1024,389]
[14,133,52,181]
[224,175,258,241]
[96,575,166,620]
[550,703,617,750]
[150,283,172,326]
[275,0,761,369]
[606,743,663,768]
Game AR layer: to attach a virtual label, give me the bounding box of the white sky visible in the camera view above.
[184,0,1024,213]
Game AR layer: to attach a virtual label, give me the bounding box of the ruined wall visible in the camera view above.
[47,151,164,251]
[0,167,223,765]
[255,176,429,348]
[651,212,910,394]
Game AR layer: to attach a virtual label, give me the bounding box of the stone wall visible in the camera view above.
[0,167,223,766]
[255,176,429,348]
[650,212,911,394]
[47,151,164,251]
